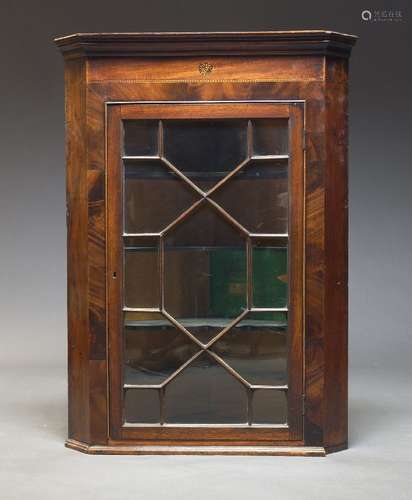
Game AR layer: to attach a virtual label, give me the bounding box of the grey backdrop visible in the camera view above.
[1,1,411,499]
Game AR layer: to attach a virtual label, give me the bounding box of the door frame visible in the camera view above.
[106,100,305,444]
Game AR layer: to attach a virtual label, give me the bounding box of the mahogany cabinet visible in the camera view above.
[55,31,357,456]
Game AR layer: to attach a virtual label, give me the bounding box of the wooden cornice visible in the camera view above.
[54,30,357,59]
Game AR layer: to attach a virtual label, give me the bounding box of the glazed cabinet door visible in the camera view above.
[107,101,304,444]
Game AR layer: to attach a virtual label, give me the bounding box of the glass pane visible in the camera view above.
[119,116,293,428]
[252,119,288,156]
[210,312,288,385]
[123,120,158,156]
[210,159,288,234]
[253,389,287,424]
[124,388,160,423]
[164,203,247,342]
[163,120,248,191]
[124,312,200,385]
[124,159,199,233]
[252,241,288,309]
[124,238,159,308]
[164,353,248,423]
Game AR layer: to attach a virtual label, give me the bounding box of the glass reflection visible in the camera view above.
[210,159,288,234]
[252,119,289,156]
[124,312,200,385]
[253,389,287,424]
[123,120,158,156]
[124,238,159,308]
[163,120,248,190]
[164,203,247,339]
[164,353,248,423]
[124,160,199,234]
[211,312,288,385]
[252,241,288,309]
[124,388,160,423]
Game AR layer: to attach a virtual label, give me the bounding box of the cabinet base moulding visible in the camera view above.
[65,439,332,456]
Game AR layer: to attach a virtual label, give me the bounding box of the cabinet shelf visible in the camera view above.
[124,318,288,329]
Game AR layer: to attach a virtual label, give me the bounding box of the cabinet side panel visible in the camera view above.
[87,168,108,444]
[304,94,326,446]
[65,59,90,442]
[87,169,106,361]
[324,58,349,449]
